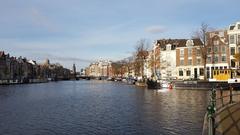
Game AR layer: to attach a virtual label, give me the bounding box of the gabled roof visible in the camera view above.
[156,38,203,48]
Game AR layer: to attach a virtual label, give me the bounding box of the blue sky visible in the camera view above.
[0,0,239,70]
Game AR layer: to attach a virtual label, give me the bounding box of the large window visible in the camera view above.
[188,48,192,56]
[188,59,192,65]
[231,47,235,55]
[180,49,184,57]
[186,70,191,76]
[180,60,184,65]
[214,46,218,53]
[200,68,204,76]
[207,55,211,63]
[207,48,211,53]
[222,55,226,62]
[238,35,240,44]
[197,58,201,65]
[230,35,235,44]
[214,56,218,63]
[196,48,201,56]
[231,60,236,67]
[179,70,183,76]
[221,46,226,54]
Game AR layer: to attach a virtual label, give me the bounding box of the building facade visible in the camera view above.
[176,39,204,80]
[228,21,240,68]
[206,30,230,79]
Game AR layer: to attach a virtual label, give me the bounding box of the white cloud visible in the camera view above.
[145,25,166,34]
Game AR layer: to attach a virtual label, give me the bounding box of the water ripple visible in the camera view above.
[0,81,209,135]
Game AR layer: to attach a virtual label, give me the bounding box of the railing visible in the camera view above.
[206,86,240,135]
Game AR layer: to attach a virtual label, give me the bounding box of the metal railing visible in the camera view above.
[207,86,240,135]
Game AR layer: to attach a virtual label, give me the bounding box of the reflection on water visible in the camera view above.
[0,80,209,135]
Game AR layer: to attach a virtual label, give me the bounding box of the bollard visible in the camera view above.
[230,86,233,104]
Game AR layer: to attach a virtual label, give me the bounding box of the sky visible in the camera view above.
[0,0,239,70]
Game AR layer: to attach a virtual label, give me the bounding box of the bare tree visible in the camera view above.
[134,39,149,81]
[192,22,210,80]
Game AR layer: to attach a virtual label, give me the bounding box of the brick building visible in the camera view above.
[175,39,203,80]
[206,30,229,79]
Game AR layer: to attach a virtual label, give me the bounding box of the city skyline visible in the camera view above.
[0,0,239,69]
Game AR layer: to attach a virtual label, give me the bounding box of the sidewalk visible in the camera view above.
[215,102,240,135]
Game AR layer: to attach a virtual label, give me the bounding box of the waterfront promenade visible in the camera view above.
[215,102,240,134]
[203,89,240,135]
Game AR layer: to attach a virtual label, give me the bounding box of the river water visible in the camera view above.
[0,80,209,135]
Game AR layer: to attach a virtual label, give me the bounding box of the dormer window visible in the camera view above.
[186,40,194,47]
[166,44,172,51]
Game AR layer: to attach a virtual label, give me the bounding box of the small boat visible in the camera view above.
[160,80,173,89]
[107,77,114,81]
[147,79,161,89]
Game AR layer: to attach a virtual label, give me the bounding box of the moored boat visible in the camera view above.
[147,79,161,89]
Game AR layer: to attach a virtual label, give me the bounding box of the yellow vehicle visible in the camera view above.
[213,69,240,82]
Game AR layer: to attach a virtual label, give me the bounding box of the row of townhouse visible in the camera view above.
[84,21,240,81]
[145,21,240,80]
[85,60,113,77]
[0,51,71,82]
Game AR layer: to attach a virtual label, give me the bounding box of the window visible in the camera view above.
[180,60,184,65]
[214,56,218,63]
[238,35,240,44]
[231,60,236,67]
[197,58,201,65]
[186,70,191,76]
[188,48,192,56]
[180,49,184,57]
[188,59,192,65]
[231,47,235,55]
[207,47,211,53]
[214,46,218,53]
[179,70,183,76]
[196,49,201,56]
[238,24,240,29]
[222,55,226,62]
[207,55,211,63]
[200,68,204,76]
[221,46,226,54]
[230,35,235,44]
[213,40,219,45]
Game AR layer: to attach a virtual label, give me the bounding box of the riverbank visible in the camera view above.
[174,80,240,90]
[0,78,49,85]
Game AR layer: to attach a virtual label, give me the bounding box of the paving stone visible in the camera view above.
[226,126,239,135]
[217,117,233,133]
[229,104,240,113]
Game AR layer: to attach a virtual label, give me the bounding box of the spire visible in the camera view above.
[73,63,76,75]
